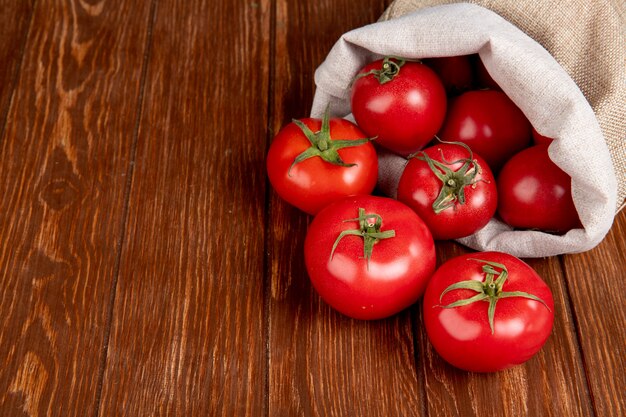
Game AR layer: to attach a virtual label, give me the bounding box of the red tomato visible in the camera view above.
[397,142,497,240]
[438,90,531,171]
[423,252,554,372]
[497,144,581,233]
[266,108,377,215]
[304,195,436,320]
[472,55,501,90]
[423,55,474,95]
[532,127,554,145]
[351,57,447,156]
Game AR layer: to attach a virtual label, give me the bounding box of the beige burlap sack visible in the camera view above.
[380,0,626,212]
[311,2,624,257]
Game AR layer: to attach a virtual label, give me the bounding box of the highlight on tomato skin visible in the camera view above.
[304,195,436,320]
[422,252,555,373]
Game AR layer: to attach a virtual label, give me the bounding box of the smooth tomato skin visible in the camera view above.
[351,60,447,156]
[423,252,554,372]
[497,144,581,233]
[266,118,377,215]
[397,143,497,240]
[438,90,531,171]
[423,55,474,95]
[304,195,436,320]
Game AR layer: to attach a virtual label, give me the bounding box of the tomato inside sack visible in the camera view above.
[422,55,474,95]
[472,55,502,91]
[397,142,497,240]
[304,195,436,320]
[266,112,377,215]
[438,90,531,172]
[497,144,581,233]
[351,58,447,156]
[423,252,554,372]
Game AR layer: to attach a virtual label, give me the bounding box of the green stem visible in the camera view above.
[331,208,395,269]
[438,258,550,334]
[288,104,373,175]
[353,56,407,85]
[410,140,486,214]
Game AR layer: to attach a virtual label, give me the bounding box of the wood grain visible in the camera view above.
[563,209,626,417]
[0,0,153,415]
[0,1,624,416]
[267,1,425,416]
[0,0,34,136]
[96,0,271,415]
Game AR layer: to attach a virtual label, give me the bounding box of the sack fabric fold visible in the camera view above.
[311,2,622,257]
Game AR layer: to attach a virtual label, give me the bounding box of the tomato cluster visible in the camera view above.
[266,53,581,372]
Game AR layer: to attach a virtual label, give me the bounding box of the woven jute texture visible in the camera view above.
[380,0,626,211]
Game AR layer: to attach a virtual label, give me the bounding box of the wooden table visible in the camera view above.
[0,1,624,416]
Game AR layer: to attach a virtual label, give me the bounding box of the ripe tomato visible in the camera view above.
[423,252,554,372]
[438,90,531,171]
[423,55,474,95]
[472,55,501,90]
[351,57,447,156]
[397,142,497,240]
[497,144,581,233]
[304,195,436,320]
[266,107,377,215]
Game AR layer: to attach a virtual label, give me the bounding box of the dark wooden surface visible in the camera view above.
[0,1,624,416]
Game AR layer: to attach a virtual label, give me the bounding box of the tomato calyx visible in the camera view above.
[411,141,485,214]
[438,259,550,334]
[354,56,406,85]
[330,207,396,268]
[289,106,373,175]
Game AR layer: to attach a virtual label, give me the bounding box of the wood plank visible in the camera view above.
[96,0,271,415]
[563,208,626,417]
[0,0,34,134]
[0,1,153,415]
[419,243,594,416]
[267,1,425,416]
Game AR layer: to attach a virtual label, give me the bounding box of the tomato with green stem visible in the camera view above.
[397,141,497,240]
[351,57,447,156]
[423,252,554,372]
[266,106,377,215]
[304,195,436,320]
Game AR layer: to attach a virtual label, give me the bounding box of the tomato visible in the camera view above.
[423,252,554,372]
[423,55,474,95]
[351,57,447,156]
[438,90,531,171]
[472,55,501,90]
[397,142,497,240]
[304,195,436,320]
[497,144,581,233]
[266,107,377,215]
[532,127,554,145]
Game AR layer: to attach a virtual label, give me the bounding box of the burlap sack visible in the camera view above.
[311,2,624,257]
